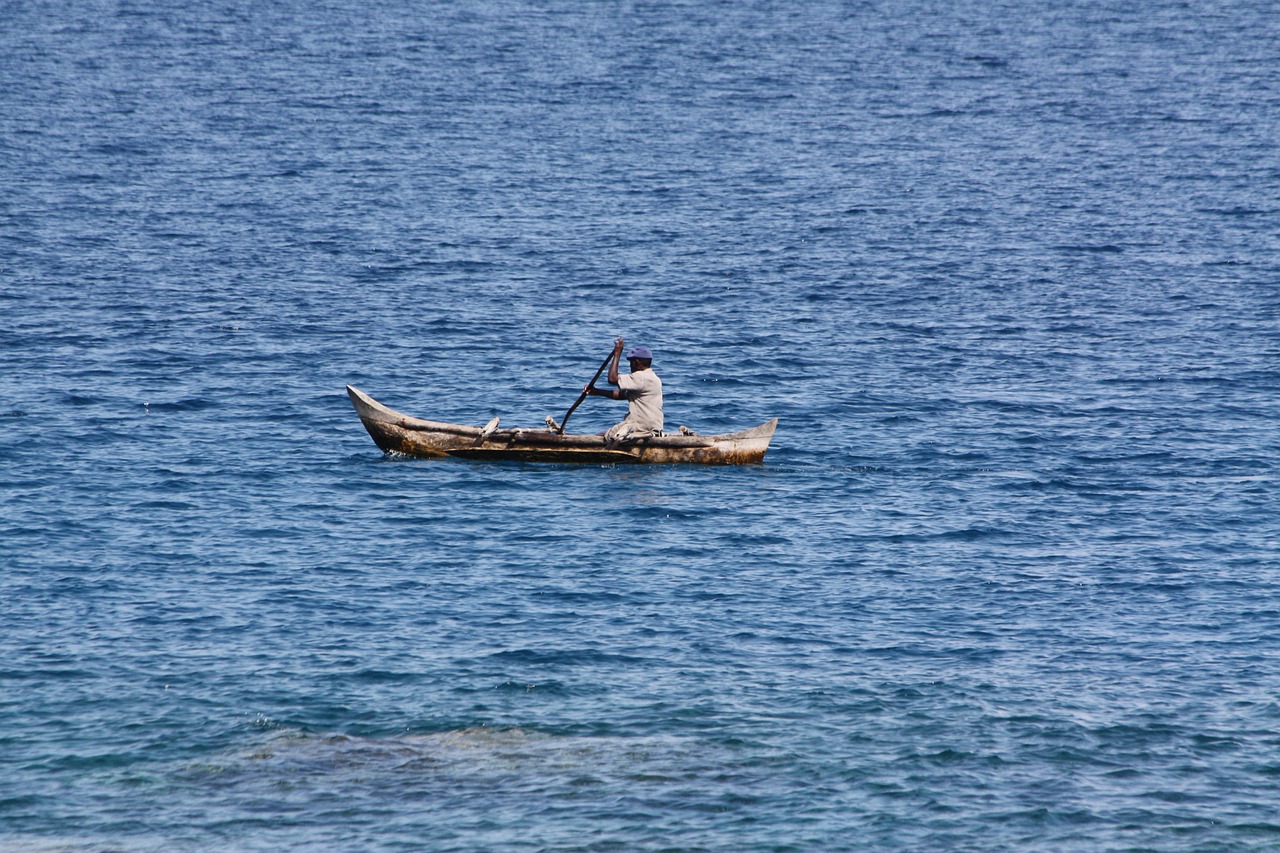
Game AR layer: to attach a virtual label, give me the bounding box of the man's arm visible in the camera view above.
[584,337,626,398]
[606,336,624,386]
[585,386,623,399]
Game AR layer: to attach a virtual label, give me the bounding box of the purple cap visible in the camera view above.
[626,346,653,360]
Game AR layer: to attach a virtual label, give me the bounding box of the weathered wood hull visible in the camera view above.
[346,386,777,465]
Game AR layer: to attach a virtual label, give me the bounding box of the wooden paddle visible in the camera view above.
[556,350,615,435]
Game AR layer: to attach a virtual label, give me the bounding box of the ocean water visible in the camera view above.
[2,0,1279,849]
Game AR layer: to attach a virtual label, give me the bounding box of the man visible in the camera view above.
[583,337,664,441]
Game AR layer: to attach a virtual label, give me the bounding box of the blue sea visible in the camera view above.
[3,0,1279,849]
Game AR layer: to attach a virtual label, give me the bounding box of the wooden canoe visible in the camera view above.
[347,386,778,465]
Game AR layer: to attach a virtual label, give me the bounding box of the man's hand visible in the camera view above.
[613,336,625,354]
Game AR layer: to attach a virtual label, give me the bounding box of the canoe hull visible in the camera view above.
[346,386,777,465]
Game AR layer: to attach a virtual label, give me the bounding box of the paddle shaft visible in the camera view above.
[557,351,616,434]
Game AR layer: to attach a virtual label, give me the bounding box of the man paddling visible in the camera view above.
[583,337,664,441]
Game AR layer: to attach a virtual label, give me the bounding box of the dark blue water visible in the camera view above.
[3,0,1279,849]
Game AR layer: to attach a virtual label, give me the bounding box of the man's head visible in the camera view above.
[625,345,653,370]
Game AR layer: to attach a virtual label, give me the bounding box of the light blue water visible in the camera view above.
[3,0,1279,850]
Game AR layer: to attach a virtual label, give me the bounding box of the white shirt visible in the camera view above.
[616,368,664,433]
